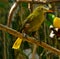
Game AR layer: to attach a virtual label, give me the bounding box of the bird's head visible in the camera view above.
[33,5,53,14]
[41,5,53,13]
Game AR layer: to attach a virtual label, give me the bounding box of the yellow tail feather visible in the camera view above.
[12,38,23,49]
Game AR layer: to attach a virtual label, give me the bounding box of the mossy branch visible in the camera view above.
[0,24,60,55]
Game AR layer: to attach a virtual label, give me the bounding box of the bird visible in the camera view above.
[20,5,50,39]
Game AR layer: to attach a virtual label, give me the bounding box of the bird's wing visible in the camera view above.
[23,13,35,25]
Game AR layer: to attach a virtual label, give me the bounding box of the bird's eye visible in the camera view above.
[41,8,43,10]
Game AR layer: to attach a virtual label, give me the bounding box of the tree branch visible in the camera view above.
[16,0,46,4]
[16,0,60,4]
[0,24,60,55]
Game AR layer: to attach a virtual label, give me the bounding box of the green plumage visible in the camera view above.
[21,5,49,34]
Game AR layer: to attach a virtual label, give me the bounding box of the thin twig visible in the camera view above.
[7,2,18,27]
[16,0,60,4]
[0,24,60,55]
[16,0,46,4]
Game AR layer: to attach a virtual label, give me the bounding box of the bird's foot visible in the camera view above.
[22,33,27,39]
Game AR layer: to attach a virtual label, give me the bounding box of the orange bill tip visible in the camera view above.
[47,10,53,13]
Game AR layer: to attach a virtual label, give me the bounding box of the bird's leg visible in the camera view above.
[22,32,27,39]
[21,23,30,38]
[33,31,41,43]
